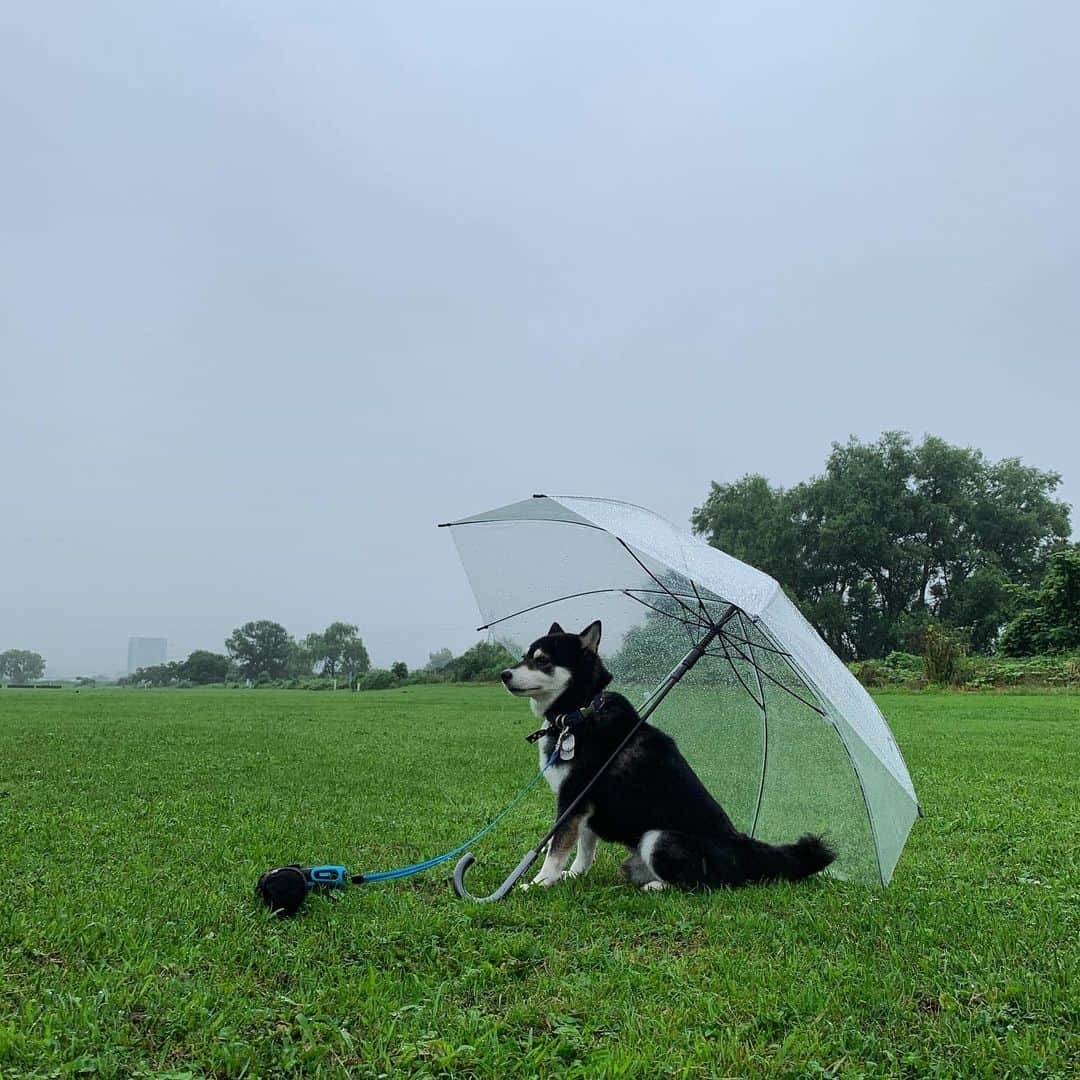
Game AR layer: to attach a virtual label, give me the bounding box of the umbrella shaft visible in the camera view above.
[638,605,738,722]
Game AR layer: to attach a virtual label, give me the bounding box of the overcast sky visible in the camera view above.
[2,2,1077,676]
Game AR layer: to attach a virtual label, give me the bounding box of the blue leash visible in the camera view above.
[354,746,559,884]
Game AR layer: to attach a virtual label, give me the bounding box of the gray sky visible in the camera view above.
[2,2,1077,676]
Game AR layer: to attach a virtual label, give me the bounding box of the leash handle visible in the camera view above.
[305,865,349,887]
[452,848,539,902]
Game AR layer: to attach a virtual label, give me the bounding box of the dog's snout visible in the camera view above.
[500,668,514,685]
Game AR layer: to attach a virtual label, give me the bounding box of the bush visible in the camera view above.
[849,649,1080,690]
[1000,550,1080,656]
[355,668,397,691]
[923,624,969,687]
[851,651,926,690]
[963,653,1080,690]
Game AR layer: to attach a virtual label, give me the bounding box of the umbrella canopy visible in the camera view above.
[442,494,919,885]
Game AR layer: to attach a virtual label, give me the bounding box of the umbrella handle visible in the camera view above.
[452,848,539,902]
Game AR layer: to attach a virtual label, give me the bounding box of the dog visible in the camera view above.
[501,620,835,891]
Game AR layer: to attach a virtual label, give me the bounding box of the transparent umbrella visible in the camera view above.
[442,494,919,890]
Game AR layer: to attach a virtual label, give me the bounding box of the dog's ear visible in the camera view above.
[548,621,565,635]
[579,621,602,653]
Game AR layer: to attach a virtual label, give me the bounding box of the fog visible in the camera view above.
[2,2,1076,675]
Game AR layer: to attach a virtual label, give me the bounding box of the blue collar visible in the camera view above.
[525,693,607,743]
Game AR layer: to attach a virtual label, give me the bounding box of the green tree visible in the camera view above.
[340,635,371,682]
[126,662,182,687]
[425,648,454,671]
[443,641,516,682]
[225,620,294,680]
[180,650,232,685]
[390,661,409,680]
[0,649,46,684]
[692,432,1071,658]
[287,639,316,678]
[301,632,326,675]
[999,548,1080,656]
[305,622,368,680]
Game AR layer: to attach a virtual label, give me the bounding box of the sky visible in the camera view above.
[2,2,1078,676]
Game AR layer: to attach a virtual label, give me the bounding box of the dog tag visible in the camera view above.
[559,733,575,760]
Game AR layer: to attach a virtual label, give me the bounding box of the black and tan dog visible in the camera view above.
[501,620,835,891]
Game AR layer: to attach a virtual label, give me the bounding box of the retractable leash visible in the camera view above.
[258,610,739,916]
[256,746,561,917]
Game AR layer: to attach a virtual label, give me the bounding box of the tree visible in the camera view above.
[692,432,1071,659]
[287,639,316,678]
[301,632,326,675]
[340,635,371,682]
[999,548,1080,656]
[126,662,182,687]
[180,650,232,685]
[425,648,454,671]
[225,620,294,680]
[390,661,409,680]
[442,641,516,682]
[305,622,369,681]
[0,649,46,684]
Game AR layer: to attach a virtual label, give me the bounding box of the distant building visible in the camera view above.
[127,637,167,674]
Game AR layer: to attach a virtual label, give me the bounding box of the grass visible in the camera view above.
[1,686,1077,1078]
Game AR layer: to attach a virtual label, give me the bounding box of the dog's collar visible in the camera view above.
[525,692,607,744]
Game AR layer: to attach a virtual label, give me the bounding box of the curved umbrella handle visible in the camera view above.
[452,848,539,902]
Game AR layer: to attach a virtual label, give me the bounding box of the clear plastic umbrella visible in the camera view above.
[442,494,919,888]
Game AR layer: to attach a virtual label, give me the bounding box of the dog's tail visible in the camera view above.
[649,830,835,888]
[732,833,836,884]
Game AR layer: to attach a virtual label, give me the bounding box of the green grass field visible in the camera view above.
[1,687,1077,1078]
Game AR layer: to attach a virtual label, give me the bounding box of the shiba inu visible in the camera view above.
[501,620,835,890]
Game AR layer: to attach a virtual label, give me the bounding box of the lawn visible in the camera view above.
[1,686,1077,1078]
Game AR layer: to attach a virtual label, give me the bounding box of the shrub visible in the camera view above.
[849,649,1080,690]
[923,624,969,687]
[850,651,926,690]
[355,668,397,691]
[1000,550,1080,656]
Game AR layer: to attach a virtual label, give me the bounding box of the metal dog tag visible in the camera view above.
[559,733,575,761]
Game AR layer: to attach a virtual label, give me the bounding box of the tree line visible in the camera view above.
[692,432,1076,660]
[8,431,1075,689]
[123,621,516,688]
[122,620,373,686]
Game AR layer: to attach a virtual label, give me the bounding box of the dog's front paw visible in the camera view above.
[523,871,561,889]
[642,880,668,892]
[562,868,580,880]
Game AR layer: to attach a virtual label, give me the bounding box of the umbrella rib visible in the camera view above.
[475,588,628,631]
[615,539,711,626]
[719,648,765,712]
[476,587,707,632]
[715,631,793,658]
[700,645,767,709]
[738,611,770,839]
[688,577,718,629]
[439,517,607,531]
[719,635,827,717]
[622,590,707,628]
